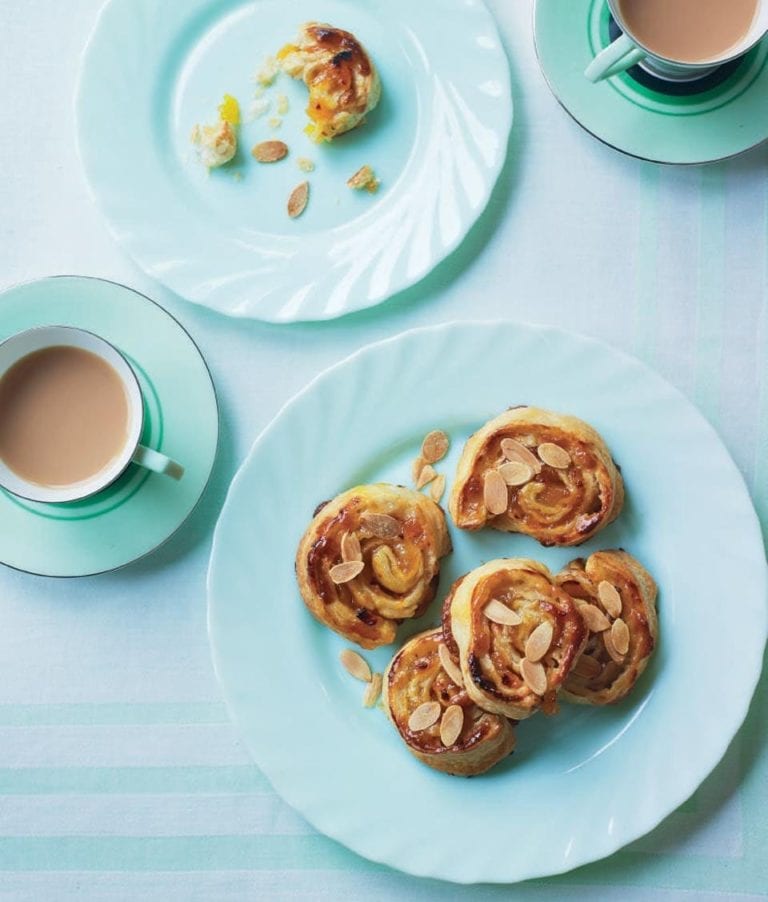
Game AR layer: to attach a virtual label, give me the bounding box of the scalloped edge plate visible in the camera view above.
[76,0,512,322]
[207,321,766,882]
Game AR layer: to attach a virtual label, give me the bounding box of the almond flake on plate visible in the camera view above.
[430,474,446,503]
[252,140,288,163]
[416,463,437,489]
[421,430,450,464]
[339,649,371,682]
[363,672,383,707]
[287,181,309,219]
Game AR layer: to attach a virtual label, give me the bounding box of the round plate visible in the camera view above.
[76,0,511,323]
[0,277,218,577]
[207,321,767,883]
[535,0,768,164]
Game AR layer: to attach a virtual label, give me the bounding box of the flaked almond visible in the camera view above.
[611,617,630,656]
[438,643,464,687]
[483,469,508,516]
[288,181,309,218]
[484,599,522,626]
[339,648,371,682]
[524,621,554,663]
[578,603,611,633]
[520,657,547,695]
[421,430,449,464]
[416,463,437,489]
[363,672,383,707]
[340,531,362,563]
[572,653,602,679]
[252,140,288,162]
[537,442,572,469]
[498,460,533,487]
[440,704,464,747]
[329,560,364,584]
[603,630,626,664]
[411,455,426,485]
[430,474,446,504]
[597,581,622,618]
[501,438,542,473]
[408,701,441,732]
[360,511,401,538]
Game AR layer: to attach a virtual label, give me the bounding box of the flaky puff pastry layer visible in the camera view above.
[383,629,516,776]
[295,484,451,649]
[279,22,381,143]
[443,559,588,720]
[556,550,658,705]
[449,407,624,546]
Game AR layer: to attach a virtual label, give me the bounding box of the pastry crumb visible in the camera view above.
[297,157,315,173]
[247,97,271,121]
[268,116,283,130]
[255,56,279,87]
[276,93,290,115]
[347,164,380,193]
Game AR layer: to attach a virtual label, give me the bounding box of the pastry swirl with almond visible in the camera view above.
[278,22,381,143]
[556,550,658,705]
[295,484,451,649]
[449,407,624,546]
[383,628,516,776]
[443,559,588,720]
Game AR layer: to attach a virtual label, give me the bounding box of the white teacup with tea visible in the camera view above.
[586,0,768,83]
[0,326,183,504]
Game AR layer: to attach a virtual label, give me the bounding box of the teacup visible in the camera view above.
[0,326,183,503]
[586,0,768,84]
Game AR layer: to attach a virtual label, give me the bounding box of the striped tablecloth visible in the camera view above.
[0,0,766,898]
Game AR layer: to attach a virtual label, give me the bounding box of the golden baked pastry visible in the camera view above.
[443,559,588,719]
[449,407,624,547]
[556,550,658,705]
[295,484,451,649]
[278,22,381,142]
[383,628,516,776]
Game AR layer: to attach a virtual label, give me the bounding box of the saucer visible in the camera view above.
[0,277,218,577]
[534,0,768,164]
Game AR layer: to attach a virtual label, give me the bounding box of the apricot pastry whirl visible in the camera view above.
[295,484,451,649]
[443,559,588,720]
[279,22,381,143]
[383,628,516,776]
[449,407,624,546]
[556,550,658,705]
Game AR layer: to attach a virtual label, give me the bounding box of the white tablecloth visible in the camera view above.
[0,0,766,898]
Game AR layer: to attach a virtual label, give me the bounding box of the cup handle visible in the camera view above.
[132,445,185,481]
[585,33,646,83]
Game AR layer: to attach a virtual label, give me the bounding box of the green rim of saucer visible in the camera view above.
[0,277,218,577]
[534,0,768,164]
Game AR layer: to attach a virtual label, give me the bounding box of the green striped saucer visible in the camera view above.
[0,277,218,577]
[534,0,768,164]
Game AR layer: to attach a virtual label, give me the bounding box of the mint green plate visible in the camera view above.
[207,321,767,883]
[76,0,511,322]
[0,277,218,577]
[535,0,768,164]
